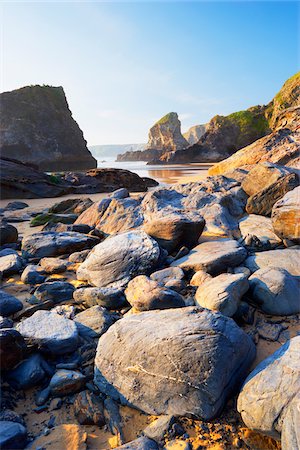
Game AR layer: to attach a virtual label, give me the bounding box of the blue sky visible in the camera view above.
[1,1,299,145]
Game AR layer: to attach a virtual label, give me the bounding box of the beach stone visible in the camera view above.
[143,416,176,442]
[0,222,18,246]
[73,286,126,309]
[0,290,23,316]
[245,247,300,275]
[94,306,255,419]
[171,239,247,275]
[17,310,79,355]
[74,198,112,227]
[237,336,300,440]
[0,329,26,371]
[115,437,158,450]
[256,321,283,341]
[0,421,27,450]
[28,424,87,450]
[77,231,161,290]
[0,316,13,329]
[241,162,291,196]
[271,186,300,243]
[143,213,205,253]
[195,273,249,317]
[21,264,46,284]
[74,306,120,339]
[39,257,67,274]
[0,410,25,425]
[109,188,129,199]
[5,201,28,211]
[150,267,185,292]
[73,390,105,426]
[125,275,185,312]
[281,394,300,450]
[233,266,251,277]
[164,440,191,450]
[49,197,93,215]
[246,172,299,216]
[49,369,86,396]
[69,249,90,263]
[249,267,300,315]
[32,281,75,305]
[0,250,23,277]
[6,353,53,390]
[190,270,212,287]
[21,231,98,259]
[239,215,281,248]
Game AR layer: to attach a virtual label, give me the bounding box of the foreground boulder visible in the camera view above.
[77,231,161,290]
[0,290,23,316]
[171,239,247,275]
[17,310,79,355]
[22,231,98,259]
[239,215,281,248]
[0,421,27,450]
[245,247,300,275]
[94,306,256,419]
[237,336,300,440]
[0,249,23,277]
[73,287,126,309]
[271,186,300,243]
[6,353,53,390]
[74,306,119,338]
[241,162,291,196]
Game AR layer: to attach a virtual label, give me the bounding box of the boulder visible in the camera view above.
[49,198,93,215]
[32,281,75,305]
[249,267,300,315]
[150,267,185,292]
[22,231,98,259]
[115,437,158,450]
[0,250,23,277]
[125,275,185,311]
[77,231,161,290]
[0,222,18,246]
[6,353,53,390]
[0,329,26,371]
[109,188,129,199]
[73,287,126,309]
[0,316,13,329]
[73,390,105,426]
[94,306,255,419]
[241,163,291,196]
[0,421,27,450]
[74,306,119,339]
[5,201,29,211]
[195,273,249,317]
[246,173,299,216]
[0,290,23,316]
[20,265,46,284]
[39,257,68,274]
[239,215,281,248]
[143,213,205,253]
[244,247,300,275]
[281,393,300,450]
[190,270,212,287]
[143,415,176,442]
[171,239,247,275]
[271,186,300,243]
[69,249,90,263]
[74,198,112,228]
[164,440,191,450]
[49,369,86,396]
[17,310,79,355]
[237,336,300,439]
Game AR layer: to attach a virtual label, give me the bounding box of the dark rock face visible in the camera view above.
[0,222,18,246]
[0,85,96,171]
[94,307,256,419]
[0,329,27,371]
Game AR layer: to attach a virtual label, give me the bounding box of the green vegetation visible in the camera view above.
[227,108,270,136]
[156,112,177,125]
[48,174,61,185]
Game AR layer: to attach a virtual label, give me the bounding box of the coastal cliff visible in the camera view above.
[0,85,97,171]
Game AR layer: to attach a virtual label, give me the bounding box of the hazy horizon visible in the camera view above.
[2,1,299,146]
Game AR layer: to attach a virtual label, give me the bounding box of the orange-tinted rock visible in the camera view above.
[271,186,300,242]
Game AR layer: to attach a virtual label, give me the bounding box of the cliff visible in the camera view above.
[0,85,97,171]
[183,124,208,145]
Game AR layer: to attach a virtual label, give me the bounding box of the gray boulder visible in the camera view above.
[125,275,185,311]
[195,273,249,317]
[74,306,120,339]
[245,247,300,275]
[6,353,53,390]
[17,310,79,355]
[32,281,75,305]
[77,231,161,290]
[49,369,86,396]
[21,264,46,284]
[39,257,67,273]
[150,267,185,292]
[239,214,281,248]
[109,188,129,199]
[73,286,126,309]
[171,239,247,275]
[68,249,90,263]
[237,336,300,440]
[0,421,27,450]
[281,393,300,450]
[0,290,23,316]
[249,267,300,315]
[94,306,255,419]
[0,249,23,277]
[21,231,98,259]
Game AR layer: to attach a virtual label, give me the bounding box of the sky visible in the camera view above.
[1,1,299,145]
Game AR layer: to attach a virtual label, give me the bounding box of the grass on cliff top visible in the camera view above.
[156,112,177,125]
[226,109,270,135]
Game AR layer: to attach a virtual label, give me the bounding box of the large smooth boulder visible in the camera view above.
[171,239,247,275]
[33,281,75,305]
[0,329,26,371]
[150,267,185,292]
[0,290,23,316]
[237,336,300,440]
[195,273,249,317]
[94,307,256,419]
[249,267,300,315]
[271,186,300,243]
[73,287,126,309]
[77,231,161,290]
[281,393,300,450]
[21,231,98,259]
[246,173,299,216]
[21,264,46,284]
[0,222,18,246]
[74,306,119,339]
[0,250,23,277]
[241,163,291,196]
[125,275,185,311]
[0,421,27,450]
[49,369,86,396]
[17,310,79,355]
[239,215,281,248]
[245,247,300,275]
